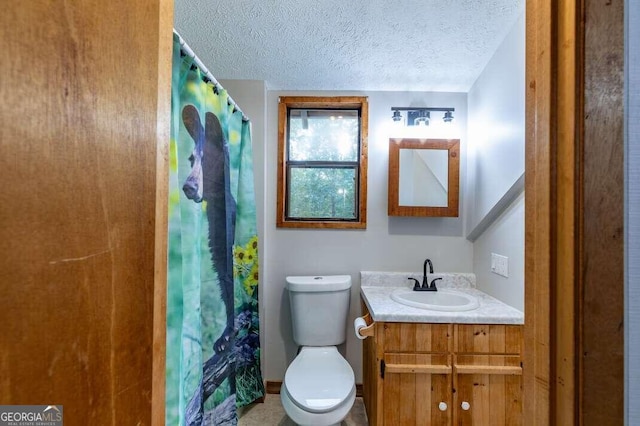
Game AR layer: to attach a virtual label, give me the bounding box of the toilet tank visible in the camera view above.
[286,275,351,346]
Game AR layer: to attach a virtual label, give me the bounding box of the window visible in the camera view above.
[277,96,368,228]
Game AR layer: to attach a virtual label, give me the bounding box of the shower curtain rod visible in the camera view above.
[173,29,248,121]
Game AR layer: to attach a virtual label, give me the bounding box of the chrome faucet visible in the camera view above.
[408,258,440,291]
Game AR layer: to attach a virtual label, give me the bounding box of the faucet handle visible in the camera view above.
[408,277,421,290]
[430,277,443,289]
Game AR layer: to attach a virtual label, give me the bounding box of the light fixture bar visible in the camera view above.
[390,107,455,126]
[390,107,455,112]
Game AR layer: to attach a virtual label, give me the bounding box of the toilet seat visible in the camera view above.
[283,346,355,414]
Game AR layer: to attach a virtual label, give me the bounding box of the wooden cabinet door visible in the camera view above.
[382,353,452,426]
[453,355,523,426]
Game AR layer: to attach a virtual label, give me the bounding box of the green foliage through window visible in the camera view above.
[288,167,356,219]
[286,109,359,221]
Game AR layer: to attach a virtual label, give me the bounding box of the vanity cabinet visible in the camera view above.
[361,304,523,425]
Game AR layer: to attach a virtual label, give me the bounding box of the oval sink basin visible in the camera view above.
[391,288,479,312]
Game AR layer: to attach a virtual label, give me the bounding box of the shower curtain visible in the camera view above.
[166,34,265,426]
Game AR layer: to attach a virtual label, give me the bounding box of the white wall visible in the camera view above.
[264,90,473,382]
[625,0,639,423]
[466,13,525,230]
[472,193,524,311]
[467,13,525,310]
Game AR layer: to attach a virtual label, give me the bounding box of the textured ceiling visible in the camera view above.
[174,0,524,92]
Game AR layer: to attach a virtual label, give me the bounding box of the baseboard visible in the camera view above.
[266,381,364,398]
[266,381,282,394]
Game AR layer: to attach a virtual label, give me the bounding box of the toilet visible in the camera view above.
[281,275,356,426]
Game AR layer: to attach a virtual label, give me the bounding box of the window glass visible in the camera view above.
[288,167,356,219]
[288,109,359,162]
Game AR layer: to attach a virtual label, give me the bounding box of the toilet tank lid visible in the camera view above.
[286,275,351,292]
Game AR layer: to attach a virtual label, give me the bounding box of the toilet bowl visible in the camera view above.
[281,346,355,426]
[282,275,355,426]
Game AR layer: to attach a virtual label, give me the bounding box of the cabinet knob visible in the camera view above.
[461,401,471,411]
[438,402,448,411]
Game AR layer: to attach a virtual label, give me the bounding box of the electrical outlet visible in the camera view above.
[491,253,509,278]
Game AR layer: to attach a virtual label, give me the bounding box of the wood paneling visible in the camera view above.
[0,1,173,424]
[153,1,174,424]
[382,323,452,353]
[580,0,625,423]
[553,0,580,423]
[524,0,554,423]
[361,301,381,425]
[362,322,378,423]
[455,355,523,375]
[525,0,584,423]
[385,353,451,375]
[525,0,625,423]
[454,355,523,426]
[455,325,523,355]
[383,354,452,426]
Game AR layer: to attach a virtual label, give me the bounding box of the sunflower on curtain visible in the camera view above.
[166,33,265,426]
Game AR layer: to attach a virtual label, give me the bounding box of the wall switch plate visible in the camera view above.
[491,253,509,278]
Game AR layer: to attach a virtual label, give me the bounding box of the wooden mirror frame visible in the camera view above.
[388,138,460,217]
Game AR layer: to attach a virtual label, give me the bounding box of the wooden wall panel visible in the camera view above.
[554,1,579,423]
[524,0,553,423]
[153,0,174,423]
[580,0,625,423]
[0,1,172,424]
[525,0,625,422]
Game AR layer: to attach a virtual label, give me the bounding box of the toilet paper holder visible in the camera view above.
[354,313,375,339]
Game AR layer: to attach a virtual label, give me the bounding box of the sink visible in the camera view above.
[390,288,479,312]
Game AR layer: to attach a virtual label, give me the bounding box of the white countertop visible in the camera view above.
[360,271,524,324]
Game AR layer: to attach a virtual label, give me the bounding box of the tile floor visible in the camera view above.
[238,394,369,426]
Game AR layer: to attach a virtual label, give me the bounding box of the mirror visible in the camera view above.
[388,138,460,217]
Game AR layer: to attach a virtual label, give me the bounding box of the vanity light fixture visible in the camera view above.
[390,107,455,126]
[414,110,430,126]
[443,110,454,123]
